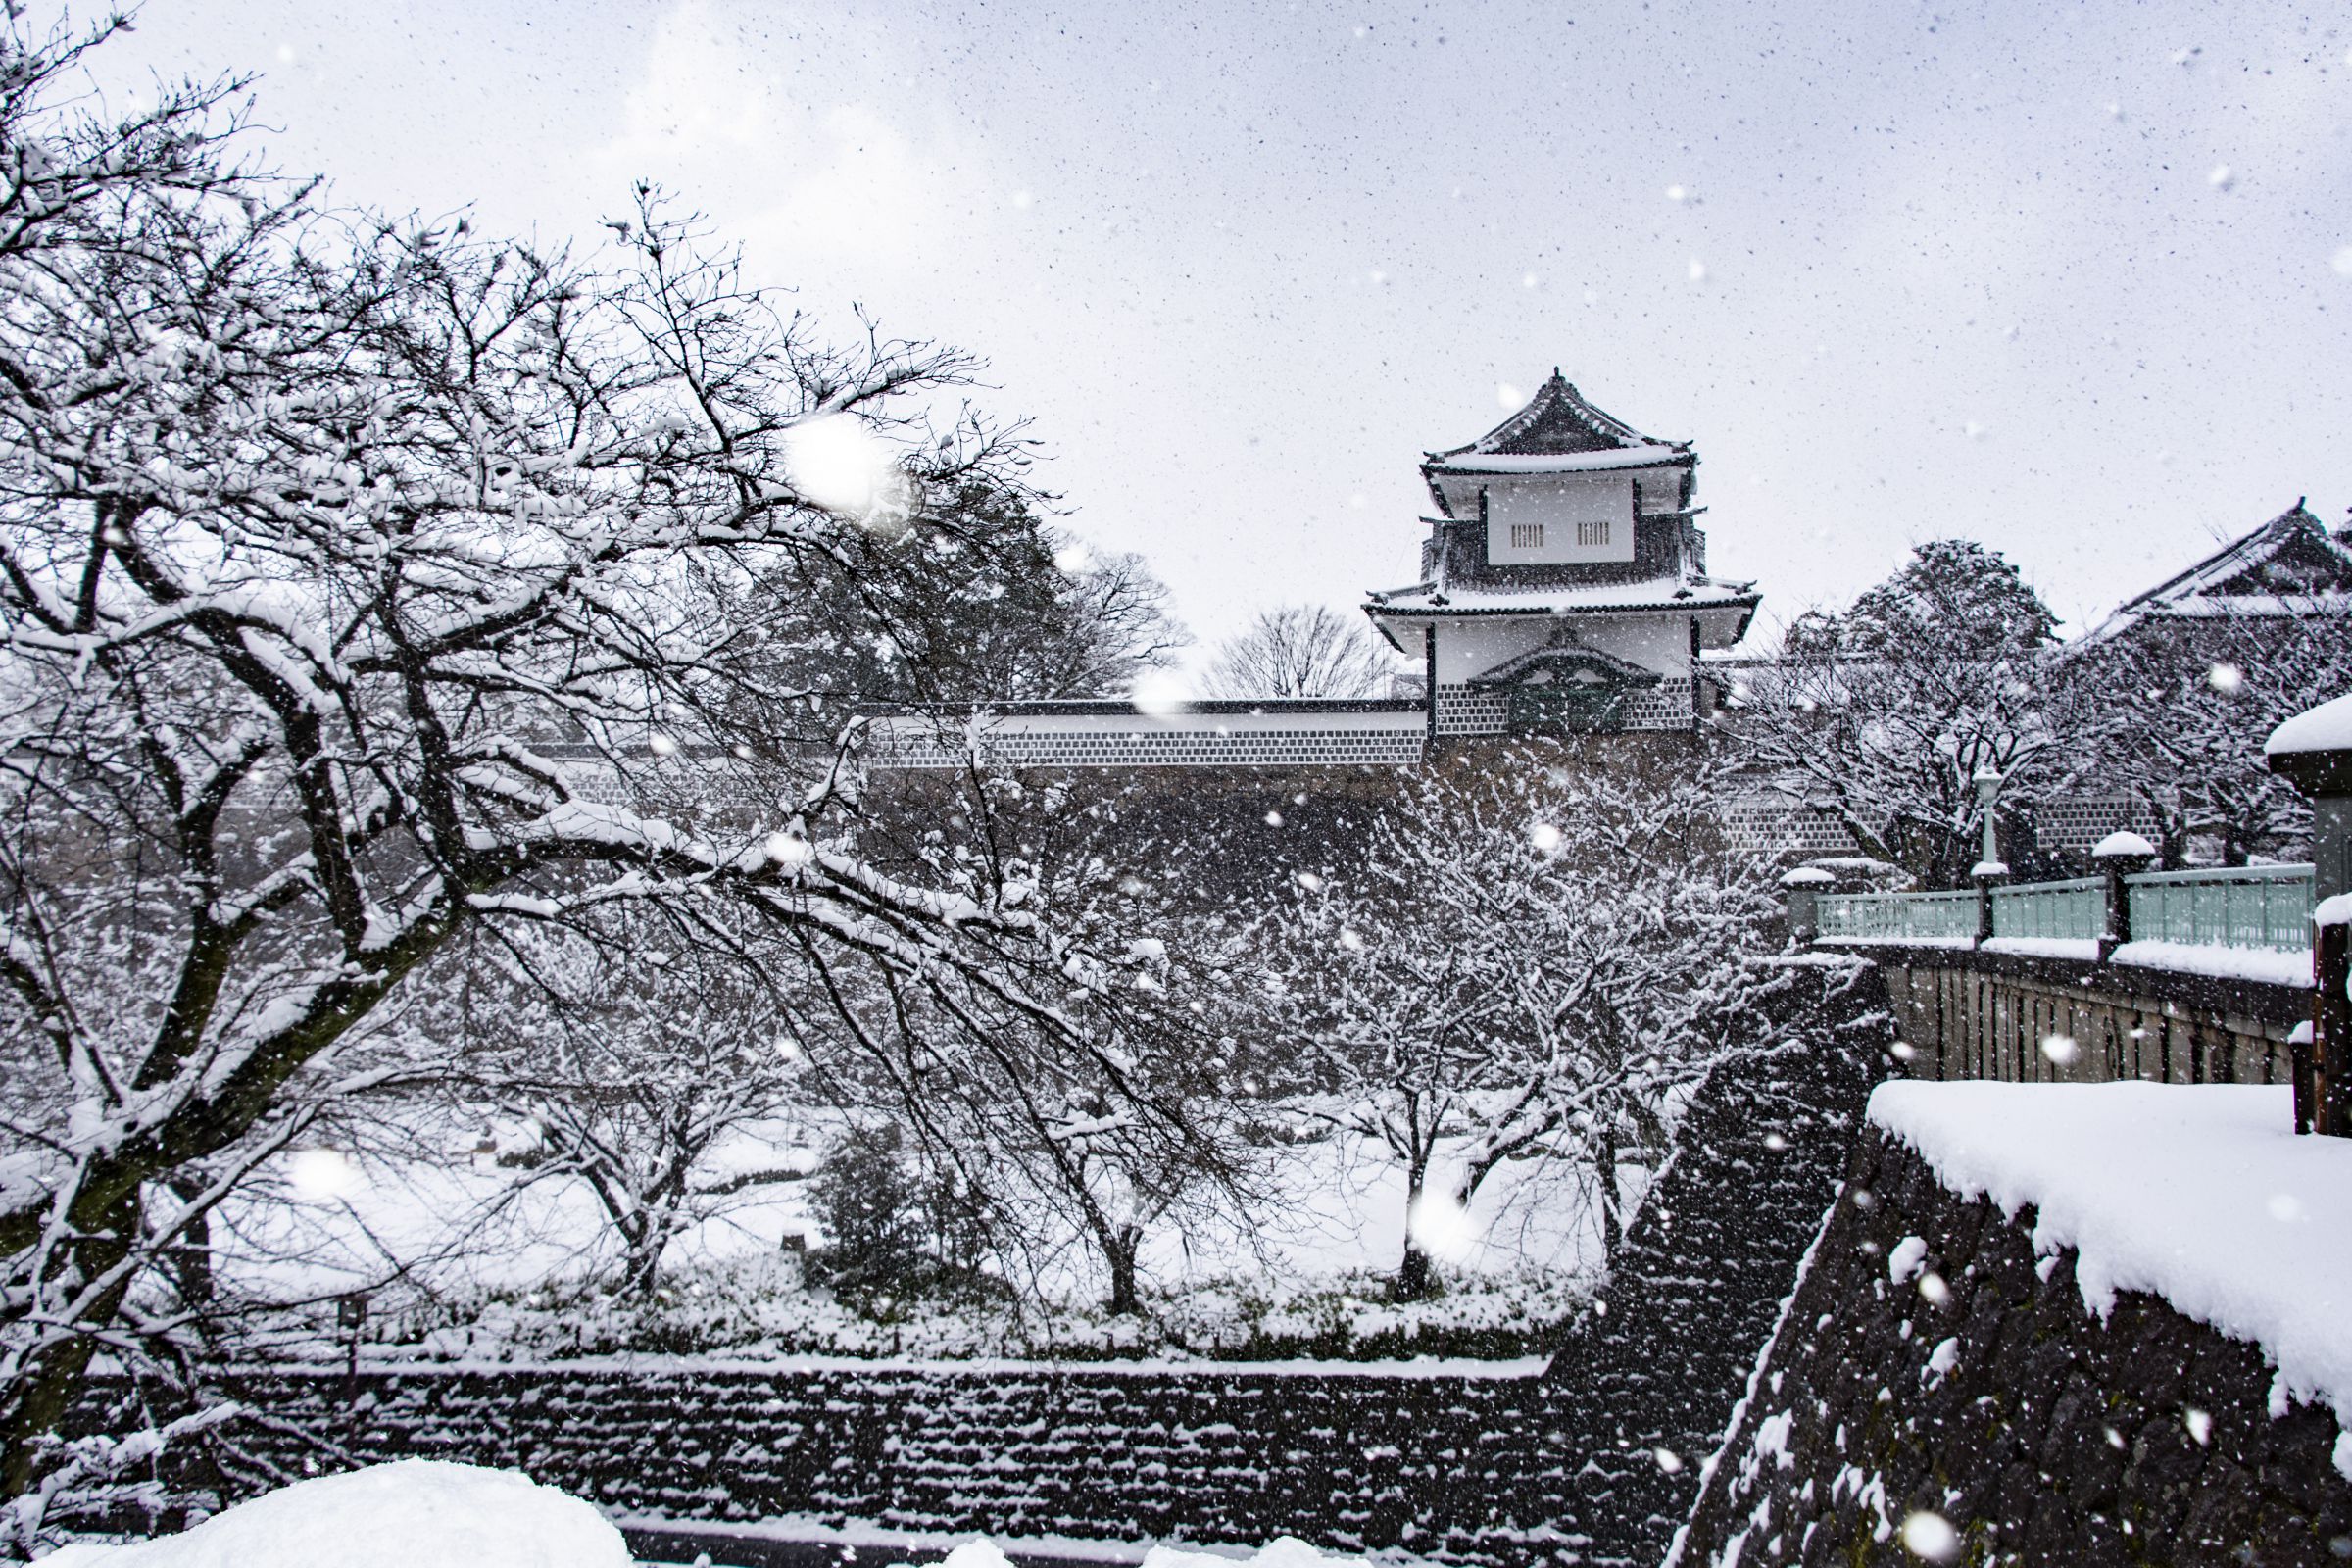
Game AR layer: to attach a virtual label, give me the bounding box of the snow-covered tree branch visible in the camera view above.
[1250,752,1781,1298]
[0,18,1173,1512]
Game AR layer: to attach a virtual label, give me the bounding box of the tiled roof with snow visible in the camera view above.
[1423,370,1689,469]
[1424,447,1690,476]
[1364,575,1759,616]
[2084,502,2352,642]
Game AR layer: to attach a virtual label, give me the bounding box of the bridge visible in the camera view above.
[1793,693,2352,1137]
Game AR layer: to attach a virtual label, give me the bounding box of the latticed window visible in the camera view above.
[1510,522,1544,550]
[1577,518,1611,548]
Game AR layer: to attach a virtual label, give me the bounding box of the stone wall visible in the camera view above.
[1673,1128,2352,1567]
[193,1360,1550,1562]
[1530,956,1889,1567]
[2022,794,2166,858]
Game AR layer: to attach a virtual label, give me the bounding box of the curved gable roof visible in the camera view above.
[1427,369,1687,463]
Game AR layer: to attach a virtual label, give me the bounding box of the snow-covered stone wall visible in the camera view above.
[1672,1093,2352,1567]
[183,1359,1553,1563]
[1527,956,1888,1567]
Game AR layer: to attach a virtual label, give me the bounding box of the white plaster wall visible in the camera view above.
[1432,617,1554,682]
[1484,475,1637,564]
[1428,612,1701,682]
[1579,614,1692,674]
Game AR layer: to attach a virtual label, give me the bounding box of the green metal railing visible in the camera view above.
[1988,877,2102,942]
[1816,889,1978,943]
[1813,862,2316,954]
[2126,864,2314,953]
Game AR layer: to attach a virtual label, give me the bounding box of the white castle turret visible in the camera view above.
[1365,371,1758,736]
[868,370,1760,770]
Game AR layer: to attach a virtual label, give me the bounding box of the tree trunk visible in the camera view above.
[1393,1240,1436,1302]
[1104,1225,1143,1316]
[3,1185,144,1501]
[166,1175,213,1311]
[1597,1121,1623,1261]
[1393,1156,1438,1301]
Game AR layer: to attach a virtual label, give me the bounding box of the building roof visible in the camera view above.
[1364,574,1759,617]
[1423,370,1690,473]
[2083,502,2352,643]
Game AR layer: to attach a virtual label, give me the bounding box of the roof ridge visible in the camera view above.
[1429,370,1679,460]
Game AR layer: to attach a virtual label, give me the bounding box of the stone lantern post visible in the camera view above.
[1780,865,1836,947]
[2265,694,2352,1137]
[2091,830,2157,961]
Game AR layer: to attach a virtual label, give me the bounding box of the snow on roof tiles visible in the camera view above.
[1365,575,1759,616]
[1424,369,1687,464]
[1423,447,1691,475]
[2084,503,2352,642]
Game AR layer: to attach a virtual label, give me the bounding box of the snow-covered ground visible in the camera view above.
[41,1460,630,1567]
[1869,1080,2352,1473]
[219,1121,1607,1362]
[43,1461,1370,1568]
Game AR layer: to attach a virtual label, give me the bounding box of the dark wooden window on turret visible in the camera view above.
[1577,518,1611,548]
[1509,522,1544,550]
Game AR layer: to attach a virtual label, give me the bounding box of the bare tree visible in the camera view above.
[2052,612,2352,866]
[1728,540,2061,887]
[843,764,1264,1316]
[0,21,1182,1532]
[1202,604,1400,700]
[443,912,821,1301]
[1251,753,1781,1298]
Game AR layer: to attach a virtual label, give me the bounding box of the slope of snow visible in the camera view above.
[2266,694,2352,756]
[2109,940,2313,987]
[1868,1082,2352,1474]
[41,1461,628,1568]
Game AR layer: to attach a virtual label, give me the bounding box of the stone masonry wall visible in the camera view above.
[193,1361,1548,1562]
[1673,1128,2352,1567]
[1531,956,1889,1567]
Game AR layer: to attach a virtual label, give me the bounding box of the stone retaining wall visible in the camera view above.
[1673,1128,2352,1567]
[199,1360,1552,1562]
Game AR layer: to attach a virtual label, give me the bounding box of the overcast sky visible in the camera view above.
[90,0,2352,661]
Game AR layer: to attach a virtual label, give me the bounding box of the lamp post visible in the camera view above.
[1971,766,2007,946]
[338,1290,369,1407]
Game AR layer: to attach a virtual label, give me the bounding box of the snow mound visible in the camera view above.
[42,1460,629,1568]
[1143,1539,1361,1568]
[1868,1082,2352,1475]
[2266,693,2352,756]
